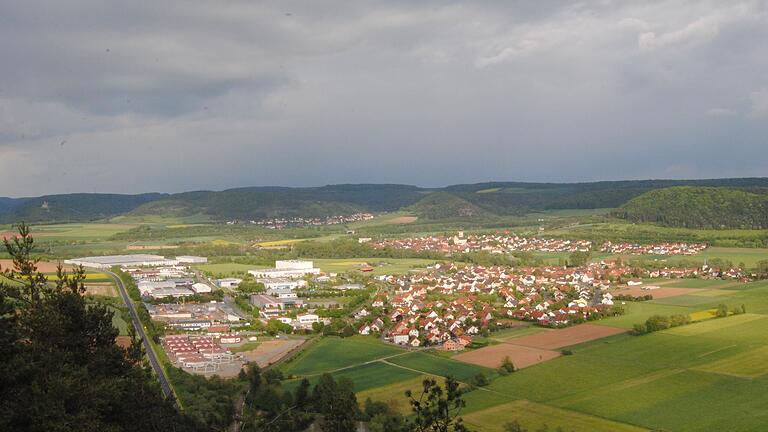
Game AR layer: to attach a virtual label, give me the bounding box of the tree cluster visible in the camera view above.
[0,224,197,431]
[631,314,691,335]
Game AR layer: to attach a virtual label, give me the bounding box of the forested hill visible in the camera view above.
[614,186,768,229]
[406,192,490,220]
[2,178,768,223]
[0,193,165,224]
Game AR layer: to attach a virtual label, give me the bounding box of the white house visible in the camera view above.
[393,333,410,345]
[296,314,319,327]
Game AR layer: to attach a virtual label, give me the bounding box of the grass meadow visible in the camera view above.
[387,352,498,382]
[281,336,405,376]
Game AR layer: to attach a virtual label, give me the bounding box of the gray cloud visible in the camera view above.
[0,0,767,196]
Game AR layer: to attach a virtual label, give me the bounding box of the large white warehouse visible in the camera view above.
[64,254,179,269]
[248,260,321,279]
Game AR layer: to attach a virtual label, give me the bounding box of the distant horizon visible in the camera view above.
[2,175,767,199]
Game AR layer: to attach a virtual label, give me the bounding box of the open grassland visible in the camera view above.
[29,223,138,241]
[546,222,768,251]
[357,375,435,414]
[625,245,768,269]
[331,362,421,392]
[194,262,255,276]
[666,279,741,288]
[283,361,421,394]
[307,258,436,276]
[387,352,498,382]
[294,284,768,431]
[256,239,307,247]
[110,214,212,224]
[462,400,647,432]
[474,307,768,431]
[694,345,768,378]
[281,336,405,376]
[695,246,768,268]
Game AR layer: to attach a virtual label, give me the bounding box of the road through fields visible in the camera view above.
[106,270,175,403]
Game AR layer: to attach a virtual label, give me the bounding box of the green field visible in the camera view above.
[283,361,421,394]
[281,336,405,376]
[308,258,436,276]
[387,352,497,382]
[194,263,255,276]
[330,362,421,392]
[666,279,739,288]
[109,214,212,224]
[695,247,768,268]
[275,283,768,431]
[30,223,138,240]
[468,307,768,431]
[356,375,435,413]
[462,400,646,432]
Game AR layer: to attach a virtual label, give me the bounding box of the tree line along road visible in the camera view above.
[105,270,176,404]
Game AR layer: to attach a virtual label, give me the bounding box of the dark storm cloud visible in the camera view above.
[0,0,767,196]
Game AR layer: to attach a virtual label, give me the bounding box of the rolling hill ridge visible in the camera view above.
[2,178,768,225]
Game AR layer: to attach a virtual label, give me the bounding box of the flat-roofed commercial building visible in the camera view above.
[176,256,208,264]
[248,260,320,279]
[64,254,179,269]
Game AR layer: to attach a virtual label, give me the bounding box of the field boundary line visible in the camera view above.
[297,351,411,377]
[379,359,514,400]
[696,344,738,359]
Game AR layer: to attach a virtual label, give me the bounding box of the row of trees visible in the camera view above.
[631,314,691,335]
[616,186,768,229]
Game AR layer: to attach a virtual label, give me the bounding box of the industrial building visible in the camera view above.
[64,254,208,269]
[248,260,320,279]
[176,256,208,264]
[64,254,178,269]
[217,278,243,288]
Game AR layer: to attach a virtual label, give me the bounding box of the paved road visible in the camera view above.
[106,270,175,402]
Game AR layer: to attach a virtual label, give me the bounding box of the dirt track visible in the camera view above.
[243,339,305,368]
[454,324,626,370]
[508,324,626,350]
[453,344,560,369]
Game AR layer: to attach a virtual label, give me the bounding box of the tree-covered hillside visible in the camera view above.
[614,186,768,229]
[0,193,165,223]
[406,192,490,220]
[3,178,768,223]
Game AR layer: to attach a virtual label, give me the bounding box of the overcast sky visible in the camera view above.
[1,0,767,197]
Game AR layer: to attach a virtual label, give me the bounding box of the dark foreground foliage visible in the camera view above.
[0,224,198,432]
